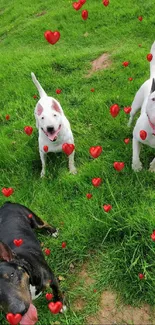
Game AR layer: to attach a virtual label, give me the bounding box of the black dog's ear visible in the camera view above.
[0,241,15,262]
[151,78,155,93]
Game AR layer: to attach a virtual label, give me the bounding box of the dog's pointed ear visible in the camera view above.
[36,103,43,116]
[52,100,63,115]
[151,79,155,93]
[0,241,15,262]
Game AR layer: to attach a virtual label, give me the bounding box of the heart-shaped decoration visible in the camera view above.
[6,114,10,120]
[128,77,133,81]
[122,61,129,67]
[82,9,88,20]
[138,273,144,279]
[33,94,38,99]
[43,145,48,153]
[90,88,95,92]
[147,53,153,62]
[2,187,14,197]
[103,204,112,212]
[138,16,143,21]
[45,293,53,301]
[62,242,66,248]
[92,178,102,187]
[124,107,131,114]
[124,138,130,144]
[80,0,86,4]
[13,239,23,247]
[62,143,75,155]
[44,248,51,256]
[103,0,109,6]
[140,130,147,140]
[6,313,22,325]
[72,2,82,10]
[89,146,102,158]
[151,231,155,241]
[113,162,125,171]
[110,104,120,117]
[86,193,92,199]
[44,30,60,45]
[56,89,62,94]
[28,214,32,218]
[48,301,63,314]
[24,126,33,136]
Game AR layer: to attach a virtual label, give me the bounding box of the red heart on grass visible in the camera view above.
[80,0,86,4]
[28,214,33,219]
[124,107,131,114]
[113,162,125,171]
[82,9,88,20]
[147,53,153,62]
[140,130,147,140]
[44,248,51,256]
[33,94,38,99]
[92,178,102,187]
[48,301,63,314]
[138,273,144,279]
[89,146,102,158]
[151,231,155,241]
[72,2,82,10]
[45,293,53,301]
[122,61,129,67]
[138,16,143,21]
[43,145,48,152]
[110,104,120,117]
[56,89,62,94]
[124,138,130,144]
[24,126,33,136]
[128,77,133,81]
[6,114,10,120]
[86,193,92,199]
[90,88,95,92]
[103,0,109,6]
[103,204,112,212]
[44,31,60,45]
[2,188,14,197]
[62,143,75,155]
[13,239,23,247]
[62,242,66,248]
[6,313,22,325]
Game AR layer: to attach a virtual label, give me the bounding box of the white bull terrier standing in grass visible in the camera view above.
[128,41,155,172]
[31,72,77,177]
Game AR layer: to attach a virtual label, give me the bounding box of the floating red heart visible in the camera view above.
[103,0,109,6]
[28,214,33,219]
[90,88,95,92]
[128,77,133,81]
[124,138,130,144]
[151,231,155,241]
[124,107,131,114]
[103,204,112,212]
[122,61,129,67]
[113,162,125,171]
[45,293,53,301]
[24,126,33,136]
[44,248,51,256]
[13,239,23,247]
[6,114,10,120]
[44,30,60,45]
[6,313,22,325]
[147,53,153,62]
[48,301,63,314]
[62,242,66,248]
[80,0,86,4]
[72,2,82,10]
[62,143,75,155]
[43,145,48,153]
[2,187,14,197]
[110,104,120,117]
[138,273,144,279]
[92,178,102,187]
[56,89,62,94]
[86,193,92,199]
[139,130,147,140]
[89,146,102,158]
[82,9,88,20]
[138,16,143,21]
[33,94,38,99]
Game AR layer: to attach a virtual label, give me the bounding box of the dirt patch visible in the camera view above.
[77,263,95,287]
[87,290,155,325]
[73,297,86,312]
[86,53,112,78]
[35,11,47,17]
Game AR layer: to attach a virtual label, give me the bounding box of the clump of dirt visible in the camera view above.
[86,53,112,77]
[87,290,155,325]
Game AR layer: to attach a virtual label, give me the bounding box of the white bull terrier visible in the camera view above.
[128,41,155,172]
[31,72,77,177]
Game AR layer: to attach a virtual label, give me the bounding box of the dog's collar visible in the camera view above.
[147,114,155,135]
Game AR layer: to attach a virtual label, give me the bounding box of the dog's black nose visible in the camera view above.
[47,126,54,134]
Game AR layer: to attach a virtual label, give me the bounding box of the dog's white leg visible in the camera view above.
[39,150,46,177]
[68,150,77,174]
[128,85,144,127]
[132,137,143,171]
[149,158,155,172]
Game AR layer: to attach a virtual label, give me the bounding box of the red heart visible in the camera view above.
[138,16,143,21]
[110,104,120,117]
[113,162,125,171]
[43,145,48,153]
[128,77,133,81]
[62,143,75,155]
[44,30,60,45]
[86,193,92,199]
[122,61,129,67]
[124,107,131,114]
[138,273,144,279]
[89,146,102,158]
[147,53,153,62]
[140,130,147,140]
[45,293,53,301]
[28,214,33,219]
[6,114,10,120]
[124,138,130,144]
[48,301,63,314]
[2,187,14,197]
[103,204,112,212]
[72,2,82,10]
[151,231,155,241]
[92,178,102,187]
[56,89,62,94]
[44,248,51,256]
[82,9,88,20]
[80,0,86,4]
[6,313,22,325]
[90,88,95,92]
[33,94,38,99]
[13,239,23,247]
[24,126,33,136]
[62,242,66,248]
[103,0,109,6]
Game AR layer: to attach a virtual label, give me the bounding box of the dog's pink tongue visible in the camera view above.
[48,126,61,141]
[20,304,38,325]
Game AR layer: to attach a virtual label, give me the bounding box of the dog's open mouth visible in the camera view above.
[42,125,61,142]
[20,303,38,325]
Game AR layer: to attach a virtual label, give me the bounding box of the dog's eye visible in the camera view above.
[54,114,57,117]
[10,273,14,277]
[41,117,44,119]
[152,98,155,101]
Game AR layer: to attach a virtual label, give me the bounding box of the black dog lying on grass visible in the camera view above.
[0,202,65,325]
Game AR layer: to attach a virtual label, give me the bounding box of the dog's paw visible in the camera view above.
[132,161,143,171]
[60,305,67,313]
[40,170,45,178]
[69,167,77,175]
[52,229,59,238]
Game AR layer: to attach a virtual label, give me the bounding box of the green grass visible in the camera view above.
[1,0,155,324]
